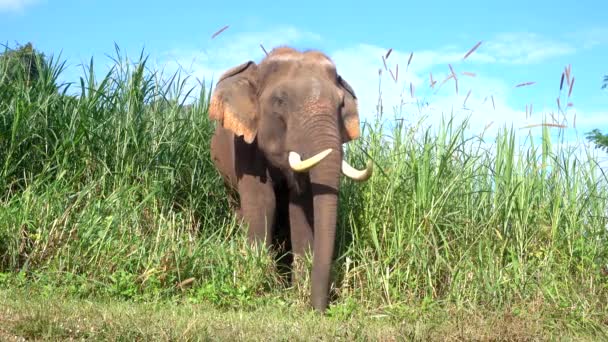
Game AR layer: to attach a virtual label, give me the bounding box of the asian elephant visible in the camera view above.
[208,46,372,312]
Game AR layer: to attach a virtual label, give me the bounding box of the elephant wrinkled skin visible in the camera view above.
[208,46,372,312]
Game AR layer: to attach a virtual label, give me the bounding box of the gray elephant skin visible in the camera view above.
[208,46,372,312]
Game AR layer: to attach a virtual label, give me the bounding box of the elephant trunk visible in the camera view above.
[307,126,342,312]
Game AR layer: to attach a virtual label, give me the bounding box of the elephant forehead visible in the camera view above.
[302,96,336,114]
[265,50,335,68]
[303,50,335,65]
[309,78,321,101]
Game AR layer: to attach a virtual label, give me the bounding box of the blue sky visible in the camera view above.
[1,0,607,144]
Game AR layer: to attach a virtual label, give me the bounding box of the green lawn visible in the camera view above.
[3,287,605,341]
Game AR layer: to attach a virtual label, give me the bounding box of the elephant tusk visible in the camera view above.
[341,159,373,181]
[288,149,333,172]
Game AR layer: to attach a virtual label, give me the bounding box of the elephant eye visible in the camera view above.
[272,96,285,107]
[270,110,286,129]
[271,90,288,108]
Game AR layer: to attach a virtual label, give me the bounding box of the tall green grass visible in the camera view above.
[1,47,607,327]
[0,47,279,307]
[341,117,607,312]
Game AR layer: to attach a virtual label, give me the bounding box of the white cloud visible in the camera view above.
[566,109,608,132]
[566,27,608,49]
[150,26,608,171]
[156,26,321,88]
[0,0,39,12]
[157,27,601,146]
[329,43,523,136]
[465,32,576,65]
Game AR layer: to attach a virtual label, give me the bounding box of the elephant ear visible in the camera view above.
[337,75,360,143]
[209,61,259,144]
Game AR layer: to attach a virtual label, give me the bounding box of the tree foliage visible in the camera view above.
[584,75,608,153]
[586,129,608,153]
[0,42,48,87]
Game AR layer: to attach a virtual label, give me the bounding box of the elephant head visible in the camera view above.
[208,46,372,312]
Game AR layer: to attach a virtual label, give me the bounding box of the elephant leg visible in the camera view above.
[289,188,314,286]
[289,190,314,256]
[238,174,276,248]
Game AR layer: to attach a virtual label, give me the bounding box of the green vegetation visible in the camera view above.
[0,42,50,87]
[1,44,607,340]
[584,75,608,154]
[586,129,608,153]
[0,287,590,341]
[2,287,579,341]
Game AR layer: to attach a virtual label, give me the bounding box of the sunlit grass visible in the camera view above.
[1,45,607,338]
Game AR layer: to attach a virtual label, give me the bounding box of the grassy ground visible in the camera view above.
[1,45,607,340]
[2,287,605,341]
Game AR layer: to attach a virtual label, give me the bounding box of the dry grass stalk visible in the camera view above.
[515,81,536,88]
[177,277,195,289]
[385,48,393,59]
[463,41,483,60]
[559,72,565,91]
[389,68,397,82]
[211,25,229,39]
[565,64,571,86]
[406,52,413,71]
[557,97,562,112]
[462,71,476,77]
[484,121,494,132]
[520,122,567,129]
[395,64,399,82]
[382,56,388,71]
[568,77,575,97]
[550,112,558,122]
[260,44,268,56]
[530,103,533,118]
[439,74,454,88]
[429,72,436,88]
[448,64,458,94]
[463,89,472,107]
[574,113,577,128]
[525,104,533,119]
[491,95,495,110]
[410,82,414,98]
[448,64,457,79]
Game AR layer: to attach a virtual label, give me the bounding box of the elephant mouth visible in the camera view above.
[288,149,373,181]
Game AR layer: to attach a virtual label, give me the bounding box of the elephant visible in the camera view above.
[208,46,373,312]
